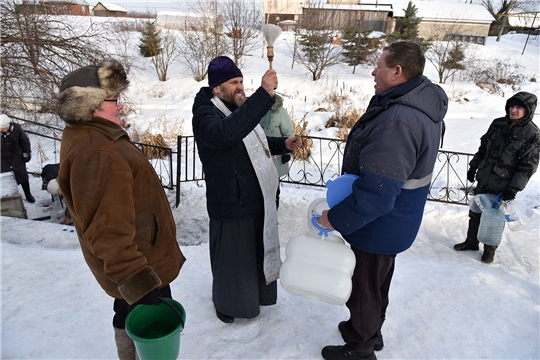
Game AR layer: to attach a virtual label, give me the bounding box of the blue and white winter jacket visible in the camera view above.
[328,76,448,255]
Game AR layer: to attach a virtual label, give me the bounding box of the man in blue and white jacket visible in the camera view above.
[318,41,448,360]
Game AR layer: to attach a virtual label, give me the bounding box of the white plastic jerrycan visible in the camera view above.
[279,198,356,305]
[503,200,540,231]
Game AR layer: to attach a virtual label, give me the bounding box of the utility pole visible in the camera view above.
[523,12,538,55]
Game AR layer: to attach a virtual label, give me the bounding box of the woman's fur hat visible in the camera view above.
[56,59,129,123]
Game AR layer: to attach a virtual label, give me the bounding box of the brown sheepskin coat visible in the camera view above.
[58,116,185,304]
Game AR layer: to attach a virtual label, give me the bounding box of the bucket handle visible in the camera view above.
[158,296,185,329]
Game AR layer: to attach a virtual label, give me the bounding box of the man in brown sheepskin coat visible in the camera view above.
[56,59,185,360]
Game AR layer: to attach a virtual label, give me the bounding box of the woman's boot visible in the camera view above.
[454,210,480,251]
[20,181,35,203]
[481,245,498,264]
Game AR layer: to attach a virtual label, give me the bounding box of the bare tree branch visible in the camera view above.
[221,0,262,67]
[1,0,110,113]
[178,0,228,82]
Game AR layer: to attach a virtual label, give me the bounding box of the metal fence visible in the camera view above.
[14,117,174,190]
[176,135,475,208]
[8,117,477,209]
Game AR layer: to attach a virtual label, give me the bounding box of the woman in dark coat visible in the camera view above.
[0,114,34,203]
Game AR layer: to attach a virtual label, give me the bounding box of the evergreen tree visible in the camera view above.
[139,21,162,58]
[385,1,431,52]
[395,1,421,40]
[341,23,381,74]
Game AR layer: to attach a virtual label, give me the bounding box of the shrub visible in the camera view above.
[461,58,525,95]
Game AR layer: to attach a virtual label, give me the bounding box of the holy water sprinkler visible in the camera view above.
[261,24,282,69]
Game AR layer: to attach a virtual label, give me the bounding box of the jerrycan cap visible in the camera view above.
[326,173,359,208]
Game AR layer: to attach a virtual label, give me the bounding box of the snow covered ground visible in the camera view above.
[1,26,539,359]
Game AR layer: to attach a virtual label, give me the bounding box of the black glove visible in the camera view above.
[501,189,516,201]
[22,152,31,163]
[466,167,476,183]
[281,154,291,164]
[131,288,162,310]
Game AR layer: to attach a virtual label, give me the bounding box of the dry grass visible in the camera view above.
[130,112,185,159]
[336,127,349,141]
[326,107,364,141]
[292,116,312,161]
[139,132,170,159]
[155,112,184,144]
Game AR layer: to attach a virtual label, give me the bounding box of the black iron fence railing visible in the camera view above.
[176,135,475,208]
[428,150,475,205]
[131,143,174,190]
[11,118,475,209]
[281,135,345,186]
[16,117,174,190]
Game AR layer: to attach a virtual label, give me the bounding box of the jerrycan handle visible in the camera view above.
[311,215,333,237]
[493,193,503,209]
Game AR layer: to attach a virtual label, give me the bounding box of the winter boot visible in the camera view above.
[374,317,386,351]
[481,245,498,264]
[21,181,35,203]
[454,210,480,251]
[322,344,376,360]
[113,327,139,360]
[216,309,234,323]
[338,318,385,352]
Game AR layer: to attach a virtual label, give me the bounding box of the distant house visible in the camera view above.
[92,2,127,17]
[263,0,304,26]
[16,0,91,16]
[155,11,223,32]
[507,12,540,30]
[392,1,495,44]
[303,1,393,32]
[263,0,495,39]
[263,0,393,32]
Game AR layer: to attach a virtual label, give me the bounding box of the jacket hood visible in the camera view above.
[505,91,537,122]
[394,76,448,124]
[192,87,213,113]
[270,93,284,113]
[56,59,129,124]
[369,76,448,126]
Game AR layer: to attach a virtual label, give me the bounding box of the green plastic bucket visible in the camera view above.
[125,298,186,360]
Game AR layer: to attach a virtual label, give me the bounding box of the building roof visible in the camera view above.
[303,3,393,13]
[95,2,127,12]
[156,11,219,21]
[42,0,90,5]
[392,1,495,23]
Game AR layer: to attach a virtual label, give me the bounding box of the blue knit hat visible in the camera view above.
[208,56,243,89]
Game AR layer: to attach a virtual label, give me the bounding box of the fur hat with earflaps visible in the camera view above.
[56,59,129,123]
